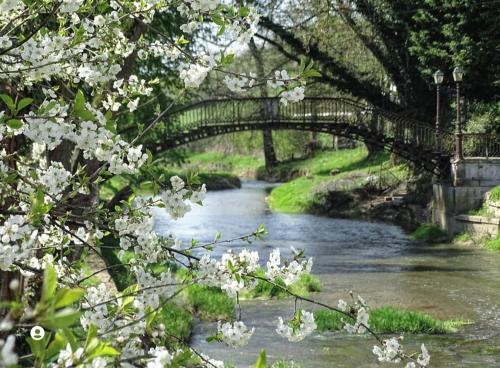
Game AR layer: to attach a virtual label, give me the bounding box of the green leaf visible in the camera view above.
[138,181,160,194]
[222,53,234,65]
[306,58,314,71]
[38,100,57,115]
[105,118,117,134]
[177,35,189,45]
[238,6,250,17]
[73,90,95,121]
[54,288,84,309]
[74,90,85,112]
[302,69,322,78]
[6,119,23,129]
[29,189,52,227]
[299,58,306,73]
[77,108,96,121]
[211,13,225,26]
[41,308,81,329]
[61,328,78,350]
[27,333,51,359]
[254,350,267,368]
[17,97,33,113]
[86,342,120,360]
[146,149,153,164]
[46,332,67,360]
[85,324,98,350]
[217,24,226,37]
[0,94,15,113]
[41,264,57,303]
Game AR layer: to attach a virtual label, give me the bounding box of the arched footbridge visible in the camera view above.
[150,97,499,176]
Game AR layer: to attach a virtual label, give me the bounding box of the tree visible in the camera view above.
[249,38,278,168]
[257,0,500,121]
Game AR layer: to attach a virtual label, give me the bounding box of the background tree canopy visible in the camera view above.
[254,0,500,124]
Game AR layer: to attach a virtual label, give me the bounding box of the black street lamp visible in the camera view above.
[453,66,464,160]
[433,70,444,148]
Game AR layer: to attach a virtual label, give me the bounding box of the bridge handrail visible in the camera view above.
[165,96,455,138]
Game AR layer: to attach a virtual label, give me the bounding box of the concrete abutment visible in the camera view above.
[431,158,500,235]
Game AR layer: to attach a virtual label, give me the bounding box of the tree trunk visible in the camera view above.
[249,38,277,169]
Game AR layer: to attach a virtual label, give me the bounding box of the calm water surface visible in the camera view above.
[154,181,500,367]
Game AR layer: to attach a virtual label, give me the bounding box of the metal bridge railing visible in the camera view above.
[163,97,497,160]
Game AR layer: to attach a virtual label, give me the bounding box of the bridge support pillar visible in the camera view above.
[431,158,500,234]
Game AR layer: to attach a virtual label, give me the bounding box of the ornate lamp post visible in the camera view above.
[452,66,464,160]
[433,70,444,149]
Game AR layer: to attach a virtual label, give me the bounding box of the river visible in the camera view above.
[154,181,500,367]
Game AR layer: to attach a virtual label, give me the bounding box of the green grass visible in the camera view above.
[411,224,449,243]
[267,147,407,213]
[314,306,467,334]
[453,232,473,243]
[467,203,494,217]
[485,234,500,251]
[271,361,302,368]
[184,285,236,321]
[156,302,194,342]
[179,151,264,177]
[489,185,500,202]
[242,269,321,299]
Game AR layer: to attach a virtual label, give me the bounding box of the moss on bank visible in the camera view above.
[315,306,467,334]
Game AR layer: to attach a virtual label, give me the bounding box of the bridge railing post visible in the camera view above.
[276,98,280,123]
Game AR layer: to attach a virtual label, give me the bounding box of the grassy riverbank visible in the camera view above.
[100,168,241,202]
[315,307,467,334]
[176,151,265,178]
[267,147,407,213]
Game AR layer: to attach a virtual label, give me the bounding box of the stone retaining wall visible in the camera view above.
[455,215,500,238]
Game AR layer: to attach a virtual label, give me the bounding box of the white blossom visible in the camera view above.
[146,347,173,368]
[276,310,316,342]
[0,335,17,367]
[265,248,313,286]
[280,86,305,106]
[217,321,254,347]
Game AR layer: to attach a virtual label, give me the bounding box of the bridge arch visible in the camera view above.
[149,97,498,177]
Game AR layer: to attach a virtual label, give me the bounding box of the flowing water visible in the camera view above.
[154,181,500,367]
